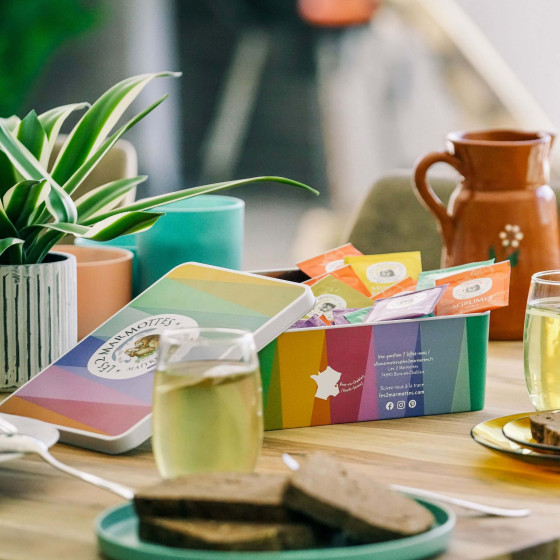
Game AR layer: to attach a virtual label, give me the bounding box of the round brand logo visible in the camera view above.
[366,261,407,284]
[386,291,427,310]
[87,314,198,380]
[452,278,492,300]
[325,259,345,273]
[313,294,347,319]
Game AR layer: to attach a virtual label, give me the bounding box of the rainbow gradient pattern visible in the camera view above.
[260,313,489,430]
[0,264,310,438]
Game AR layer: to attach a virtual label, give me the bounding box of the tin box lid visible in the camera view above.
[0,263,315,453]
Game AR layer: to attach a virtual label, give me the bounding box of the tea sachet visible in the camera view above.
[416,259,494,291]
[303,264,370,297]
[291,315,330,329]
[365,285,448,322]
[434,261,511,316]
[331,308,359,325]
[343,306,372,325]
[297,243,362,278]
[307,276,373,321]
[345,251,422,296]
[371,276,416,301]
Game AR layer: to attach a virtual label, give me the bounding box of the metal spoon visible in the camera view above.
[0,416,134,500]
[282,453,531,518]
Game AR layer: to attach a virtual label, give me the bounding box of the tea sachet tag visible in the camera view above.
[365,285,447,322]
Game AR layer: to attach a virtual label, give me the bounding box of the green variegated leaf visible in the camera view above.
[81,176,319,225]
[38,102,90,169]
[41,222,90,236]
[75,176,147,221]
[0,237,24,259]
[44,182,78,224]
[0,120,60,186]
[3,180,50,229]
[83,211,163,241]
[61,95,167,195]
[51,72,180,185]
[0,116,21,132]
[0,203,18,238]
[16,111,48,163]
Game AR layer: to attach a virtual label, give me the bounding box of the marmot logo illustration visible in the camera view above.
[125,335,160,359]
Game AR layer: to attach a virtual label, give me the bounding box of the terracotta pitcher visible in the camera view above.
[413,129,560,340]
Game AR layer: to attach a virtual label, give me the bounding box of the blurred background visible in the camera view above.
[6,0,559,269]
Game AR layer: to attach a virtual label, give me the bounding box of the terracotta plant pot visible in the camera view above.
[55,245,133,339]
[0,252,77,390]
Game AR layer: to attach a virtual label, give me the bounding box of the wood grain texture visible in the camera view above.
[0,342,559,560]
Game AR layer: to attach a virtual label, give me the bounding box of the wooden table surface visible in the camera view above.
[0,341,559,560]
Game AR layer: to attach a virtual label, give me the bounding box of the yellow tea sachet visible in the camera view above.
[434,261,511,316]
[371,276,416,301]
[297,243,362,278]
[345,251,422,296]
[307,275,373,321]
[303,264,370,297]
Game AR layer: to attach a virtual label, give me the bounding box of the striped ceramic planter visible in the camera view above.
[0,252,77,390]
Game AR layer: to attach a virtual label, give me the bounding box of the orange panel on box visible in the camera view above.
[278,329,324,428]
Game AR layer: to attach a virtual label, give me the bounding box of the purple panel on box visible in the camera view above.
[373,321,422,419]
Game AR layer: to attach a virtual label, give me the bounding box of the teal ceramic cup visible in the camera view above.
[136,195,244,290]
[75,234,141,296]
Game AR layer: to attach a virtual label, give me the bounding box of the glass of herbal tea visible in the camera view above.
[524,271,560,411]
[152,327,263,478]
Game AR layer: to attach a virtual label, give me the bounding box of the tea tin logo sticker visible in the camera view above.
[88,314,198,380]
[453,278,493,300]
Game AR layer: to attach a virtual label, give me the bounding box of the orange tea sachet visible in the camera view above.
[371,276,416,301]
[297,243,362,278]
[434,261,511,316]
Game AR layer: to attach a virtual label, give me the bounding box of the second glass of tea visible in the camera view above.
[524,270,560,411]
[152,327,263,478]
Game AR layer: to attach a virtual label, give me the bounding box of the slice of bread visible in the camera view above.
[530,411,560,445]
[134,472,292,522]
[284,452,435,542]
[139,517,318,551]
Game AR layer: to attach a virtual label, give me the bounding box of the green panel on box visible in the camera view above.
[466,313,489,411]
[451,326,471,412]
[262,341,283,430]
[258,340,276,408]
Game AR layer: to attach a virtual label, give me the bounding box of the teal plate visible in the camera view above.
[96,500,455,560]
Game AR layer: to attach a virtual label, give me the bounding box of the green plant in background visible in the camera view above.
[0,72,318,265]
[0,0,98,117]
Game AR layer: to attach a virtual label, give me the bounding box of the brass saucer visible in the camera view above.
[471,412,560,466]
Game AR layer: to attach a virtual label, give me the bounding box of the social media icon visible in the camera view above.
[409,399,417,409]
[397,400,405,409]
[386,402,394,410]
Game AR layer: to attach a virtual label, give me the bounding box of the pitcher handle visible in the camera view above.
[412,151,462,250]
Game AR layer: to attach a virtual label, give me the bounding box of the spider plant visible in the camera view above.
[0,71,317,266]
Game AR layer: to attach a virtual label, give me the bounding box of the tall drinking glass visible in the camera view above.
[152,327,263,479]
[524,271,560,410]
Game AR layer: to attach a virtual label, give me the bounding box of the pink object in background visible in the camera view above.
[297,0,379,27]
[55,245,133,339]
